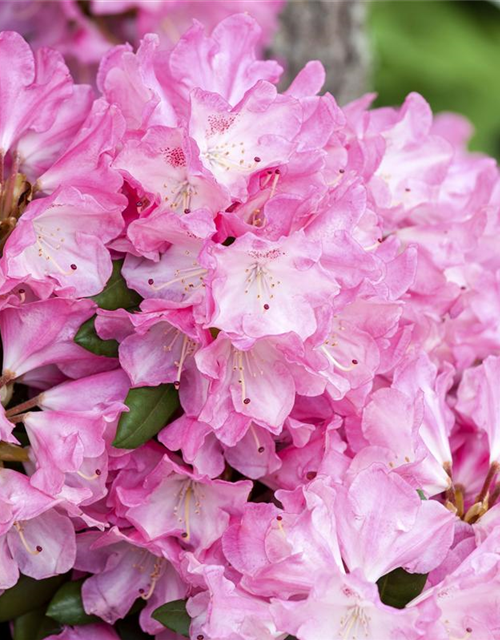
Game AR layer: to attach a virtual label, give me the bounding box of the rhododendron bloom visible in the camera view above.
[0,8,499,640]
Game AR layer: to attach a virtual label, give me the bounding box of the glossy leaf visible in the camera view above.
[152,599,190,637]
[0,574,67,622]
[113,384,180,449]
[74,315,119,358]
[377,567,427,609]
[46,578,99,625]
[91,259,142,311]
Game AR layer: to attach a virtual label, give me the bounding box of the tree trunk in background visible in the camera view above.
[270,0,369,104]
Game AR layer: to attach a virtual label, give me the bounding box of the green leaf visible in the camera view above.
[113,384,180,449]
[74,315,119,358]
[0,574,68,622]
[152,599,190,637]
[417,489,427,500]
[46,579,99,626]
[91,259,142,311]
[13,609,61,640]
[377,567,427,609]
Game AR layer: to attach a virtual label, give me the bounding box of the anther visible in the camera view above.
[181,532,188,538]
[173,380,180,389]
[243,397,251,405]
[18,288,25,294]
[263,303,270,310]
[254,156,261,162]
[184,208,191,214]
[95,469,101,476]
[351,359,358,365]
[306,471,317,480]
[339,168,345,174]
[276,515,283,521]
[405,188,411,192]
[70,264,77,270]
[197,635,204,640]
[258,446,265,453]
[136,201,143,207]
[148,278,154,285]
[138,588,145,594]
[36,545,43,553]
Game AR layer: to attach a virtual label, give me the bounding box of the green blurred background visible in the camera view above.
[369,0,500,157]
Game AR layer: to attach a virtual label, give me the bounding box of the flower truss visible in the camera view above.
[0,9,499,640]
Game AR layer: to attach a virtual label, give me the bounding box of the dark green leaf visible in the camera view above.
[285,636,298,640]
[91,259,142,311]
[113,384,180,449]
[36,617,63,640]
[74,315,119,358]
[377,567,427,609]
[0,574,68,622]
[46,578,99,625]
[13,608,61,640]
[152,599,190,637]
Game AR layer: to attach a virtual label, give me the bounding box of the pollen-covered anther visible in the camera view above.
[174,481,204,542]
[149,264,208,294]
[339,605,371,640]
[140,558,166,600]
[34,223,76,275]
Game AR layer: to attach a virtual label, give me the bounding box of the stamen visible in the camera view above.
[320,345,359,372]
[475,461,499,504]
[140,558,165,600]
[269,169,281,198]
[249,425,261,452]
[339,605,370,640]
[14,522,42,555]
[34,223,74,276]
[76,469,101,481]
[175,336,191,388]
[276,515,286,537]
[149,266,207,292]
[184,485,192,541]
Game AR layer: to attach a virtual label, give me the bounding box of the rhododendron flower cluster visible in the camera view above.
[0,10,499,640]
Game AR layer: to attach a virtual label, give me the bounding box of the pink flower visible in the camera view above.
[0,297,95,383]
[335,465,455,582]
[456,356,500,464]
[204,230,335,341]
[0,469,76,587]
[3,186,124,297]
[272,569,424,640]
[115,452,252,552]
[188,81,302,199]
[0,30,72,157]
[75,529,186,628]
